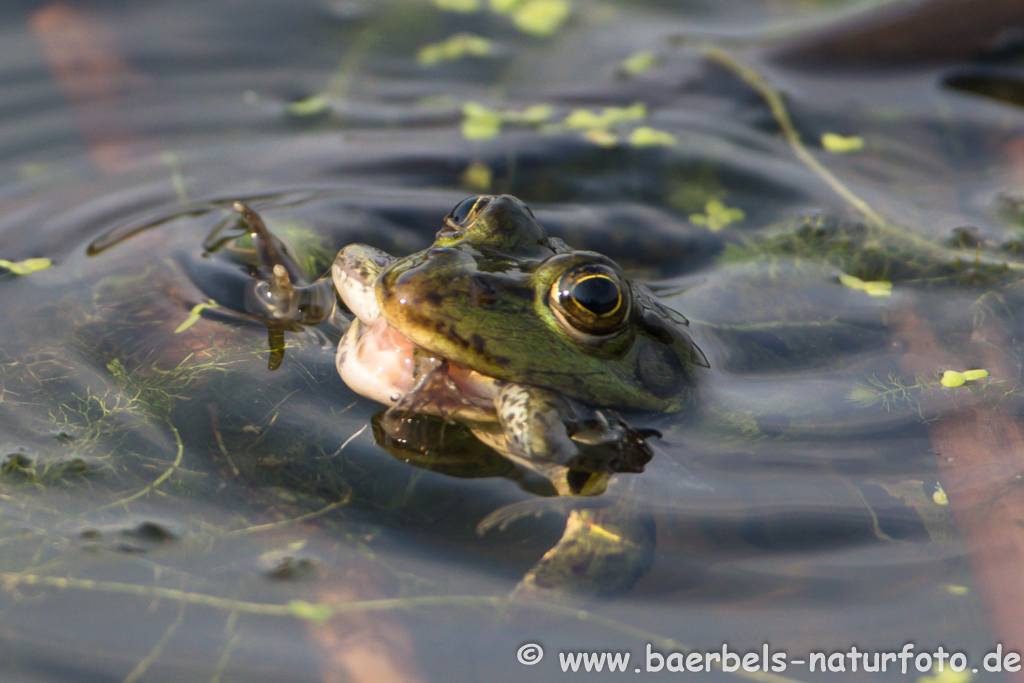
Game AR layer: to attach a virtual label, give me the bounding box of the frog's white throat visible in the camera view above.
[336,317,499,417]
[333,253,499,416]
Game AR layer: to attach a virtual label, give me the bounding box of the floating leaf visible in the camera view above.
[628,126,676,147]
[461,102,503,140]
[563,109,604,129]
[689,199,744,232]
[821,132,865,154]
[583,128,618,147]
[432,0,481,12]
[504,103,553,124]
[940,369,988,388]
[417,33,493,65]
[286,96,328,117]
[461,161,492,191]
[511,0,570,36]
[460,102,551,140]
[838,273,892,297]
[174,300,219,334]
[862,282,892,296]
[621,51,659,75]
[917,664,973,683]
[940,370,965,388]
[563,103,646,130]
[0,257,52,276]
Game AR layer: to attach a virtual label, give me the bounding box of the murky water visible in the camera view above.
[1,0,1022,681]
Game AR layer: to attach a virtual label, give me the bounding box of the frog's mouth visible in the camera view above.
[332,248,500,419]
[336,315,499,419]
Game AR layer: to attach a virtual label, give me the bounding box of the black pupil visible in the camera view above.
[449,197,485,225]
[570,277,619,316]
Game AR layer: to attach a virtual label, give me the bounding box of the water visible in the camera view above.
[0,0,1021,680]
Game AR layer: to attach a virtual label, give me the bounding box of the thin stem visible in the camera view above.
[0,572,806,683]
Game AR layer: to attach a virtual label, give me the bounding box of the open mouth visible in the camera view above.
[333,248,499,418]
[335,316,498,419]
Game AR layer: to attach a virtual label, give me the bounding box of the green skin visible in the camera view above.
[373,195,702,412]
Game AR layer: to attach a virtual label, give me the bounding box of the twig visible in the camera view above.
[0,572,807,683]
[700,44,1024,272]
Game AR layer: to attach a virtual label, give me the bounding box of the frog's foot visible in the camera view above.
[496,384,656,496]
[512,498,656,598]
[231,202,337,369]
[476,479,656,597]
[567,410,661,474]
[233,202,336,326]
[491,475,659,598]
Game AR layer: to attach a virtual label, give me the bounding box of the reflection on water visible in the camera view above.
[0,0,1022,680]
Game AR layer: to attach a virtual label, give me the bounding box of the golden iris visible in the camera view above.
[551,264,628,334]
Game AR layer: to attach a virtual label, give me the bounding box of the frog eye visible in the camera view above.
[551,264,629,335]
[444,196,491,230]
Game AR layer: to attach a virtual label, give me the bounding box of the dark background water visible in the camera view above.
[0,0,1022,681]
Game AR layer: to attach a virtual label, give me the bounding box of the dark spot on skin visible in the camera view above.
[423,291,443,307]
[470,333,486,355]
[447,323,470,349]
[396,306,502,366]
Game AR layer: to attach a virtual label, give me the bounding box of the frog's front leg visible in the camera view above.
[495,384,658,496]
[231,202,340,369]
[234,202,337,327]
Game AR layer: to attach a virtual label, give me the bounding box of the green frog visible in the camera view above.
[239,194,707,498]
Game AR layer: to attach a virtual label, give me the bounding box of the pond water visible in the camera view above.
[1,0,1023,681]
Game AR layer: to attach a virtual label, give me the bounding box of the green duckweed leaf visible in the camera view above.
[628,126,676,147]
[417,33,493,65]
[838,273,892,297]
[822,132,865,154]
[620,51,659,75]
[0,258,52,276]
[174,300,219,334]
[511,0,570,36]
[689,199,744,232]
[286,96,329,117]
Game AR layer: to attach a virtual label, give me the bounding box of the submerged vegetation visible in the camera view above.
[722,215,1017,288]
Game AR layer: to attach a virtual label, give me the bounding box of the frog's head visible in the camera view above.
[368,195,705,411]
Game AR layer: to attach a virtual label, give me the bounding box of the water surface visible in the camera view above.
[0,0,1021,681]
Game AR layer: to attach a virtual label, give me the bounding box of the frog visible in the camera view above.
[237,194,708,498]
